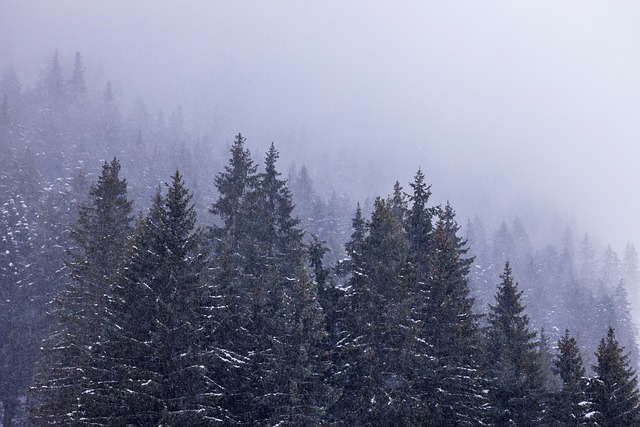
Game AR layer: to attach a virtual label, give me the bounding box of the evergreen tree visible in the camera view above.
[239,143,308,423]
[550,329,589,425]
[332,197,422,425]
[91,171,223,425]
[68,52,87,101]
[31,158,133,425]
[44,50,65,103]
[484,263,546,426]
[589,327,640,426]
[623,242,640,309]
[419,204,485,426]
[209,132,258,255]
[406,168,433,272]
[208,139,312,424]
[268,266,337,426]
[246,142,304,277]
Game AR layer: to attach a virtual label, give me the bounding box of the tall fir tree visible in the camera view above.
[484,263,546,426]
[268,266,337,426]
[332,197,425,425]
[209,132,258,254]
[90,171,223,425]
[419,204,485,426]
[588,327,640,426]
[550,329,589,425]
[31,158,133,426]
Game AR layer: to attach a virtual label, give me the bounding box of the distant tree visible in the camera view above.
[601,245,622,287]
[578,234,598,289]
[589,327,640,426]
[0,66,22,103]
[43,51,65,103]
[612,279,639,369]
[68,52,87,101]
[465,215,493,311]
[623,242,640,310]
[484,263,546,426]
[289,164,316,233]
[492,222,514,272]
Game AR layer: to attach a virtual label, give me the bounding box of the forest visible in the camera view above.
[1,52,640,426]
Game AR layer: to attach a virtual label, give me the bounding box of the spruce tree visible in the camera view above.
[550,329,589,425]
[31,158,133,426]
[209,132,258,253]
[208,140,311,424]
[484,263,546,426]
[268,267,337,426]
[91,171,223,425]
[589,327,640,426]
[247,142,304,277]
[420,204,485,426]
[68,52,87,101]
[332,197,422,425]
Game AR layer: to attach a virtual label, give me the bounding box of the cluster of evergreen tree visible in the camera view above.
[25,142,640,425]
[466,217,640,372]
[2,52,640,425]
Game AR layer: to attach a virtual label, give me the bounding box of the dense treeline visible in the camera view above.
[1,53,640,425]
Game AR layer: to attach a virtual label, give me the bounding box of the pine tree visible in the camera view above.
[589,327,640,426]
[550,329,589,425]
[31,158,133,425]
[484,263,546,426]
[91,171,223,425]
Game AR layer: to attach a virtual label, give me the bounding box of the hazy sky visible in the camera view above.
[2,1,640,249]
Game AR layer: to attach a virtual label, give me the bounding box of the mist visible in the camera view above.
[5,2,640,424]
[3,1,640,249]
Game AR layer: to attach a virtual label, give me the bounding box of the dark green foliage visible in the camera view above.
[332,197,422,425]
[31,158,133,426]
[208,139,331,424]
[6,51,640,426]
[91,171,223,425]
[209,132,258,248]
[420,203,485,426]
[484,263,546,426]
[247,142,304,277]
[406,168,433,267]
[268,267,337,426]
[588,327,640,426]
[550,329,589,425]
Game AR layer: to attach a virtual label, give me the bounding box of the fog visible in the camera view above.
[3,0,640,247]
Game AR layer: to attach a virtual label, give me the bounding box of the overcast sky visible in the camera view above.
[2,1,640,249]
